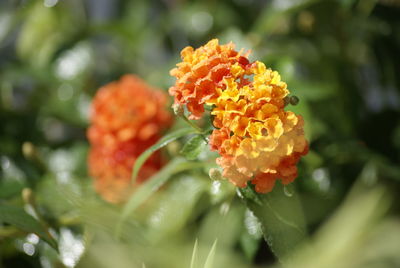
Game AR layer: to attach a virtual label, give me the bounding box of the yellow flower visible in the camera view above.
[171,39,308,193]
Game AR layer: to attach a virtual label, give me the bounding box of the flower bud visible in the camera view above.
[283,96,290,106]
[173,104,185,117]
[22,188,34,205]
[22,142,35,160]
[209,168,223,181]
[289,95,300,106]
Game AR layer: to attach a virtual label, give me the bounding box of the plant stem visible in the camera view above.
[179,115,209,142]
[180,115,203,133]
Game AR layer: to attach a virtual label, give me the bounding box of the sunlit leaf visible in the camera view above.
[180,134,206,160]
[117,158,209,237]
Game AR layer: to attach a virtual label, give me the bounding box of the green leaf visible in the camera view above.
[180,135,206,160]
[190,239,199,268]
[146,175,209,240]
[239,231,260,261]
[0,204,58,250]
[117,158,208,238]
[203,239,218,268]
[198,201,243,248]
[238,182,307,261]
[0,180,25,199]
[131,127,196,184]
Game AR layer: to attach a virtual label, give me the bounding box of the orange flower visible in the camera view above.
[169,39,250,120]
[88,141,162,203]
[87,75,172,203]
[170,40,308,193]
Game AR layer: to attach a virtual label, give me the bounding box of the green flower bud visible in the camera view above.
[289,95,300,105]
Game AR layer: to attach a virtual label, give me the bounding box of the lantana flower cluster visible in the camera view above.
[87,75,172,203]
[169,39,308,193]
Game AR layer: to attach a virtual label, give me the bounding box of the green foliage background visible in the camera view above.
[1,0,400,267]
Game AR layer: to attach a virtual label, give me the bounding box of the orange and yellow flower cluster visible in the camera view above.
[88,75,172,203]
[169,39,308,193]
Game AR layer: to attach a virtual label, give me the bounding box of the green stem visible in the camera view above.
[180,115,203,133]
[179,115,210,143]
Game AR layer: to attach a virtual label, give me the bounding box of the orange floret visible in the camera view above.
[171,40,308,193]
[169,39,250,119]
[88,75,172,149]
[87,75,172,203]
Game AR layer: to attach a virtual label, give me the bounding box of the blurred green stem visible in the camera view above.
[22,188,57,244]
[0,226,24,237]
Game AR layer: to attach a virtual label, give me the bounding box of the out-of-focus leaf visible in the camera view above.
[54,42,94,81]
[239,231,260,261]
[199,201,243,248]
[238,183,307,261]
[0,12,13,43]
[302,150,323,171]
[117,158,209,237]
[252,0,320,34]
[0,156,27,198]
[286,182,392,268]
[0,180,25,199]
[190,239,199,268]
[290,82,336,102]
[0,204,57,250]
[146,174,209,240]
[208,180,235,205]
[36,174,84,218]
[203,239,218,268]
[131,127,196,183]
[180,134,206,160]
[16,2,76,68]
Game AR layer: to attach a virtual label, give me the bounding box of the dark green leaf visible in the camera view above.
[238,183,306,261]
[0,204,58,250]
[0,180,25,199]
[180,135,206,160]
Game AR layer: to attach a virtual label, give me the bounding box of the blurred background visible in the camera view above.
[1,0,400,267]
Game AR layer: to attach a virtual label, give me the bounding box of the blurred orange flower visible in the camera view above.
[170,39,308,193]
[87,75,172,203]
